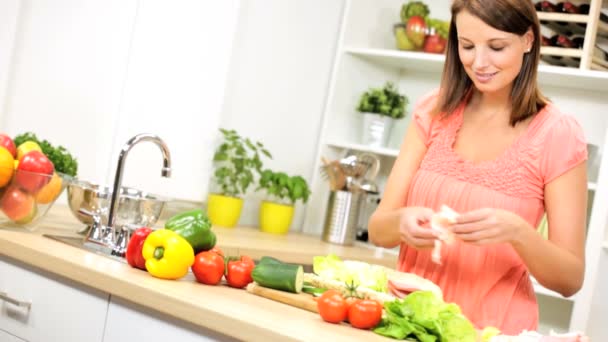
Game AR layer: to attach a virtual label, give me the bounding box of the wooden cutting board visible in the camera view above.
[246,283,318,313]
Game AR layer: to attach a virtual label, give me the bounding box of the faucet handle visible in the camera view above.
[111,225,130,258]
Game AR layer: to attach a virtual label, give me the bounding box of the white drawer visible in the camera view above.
[0,256,109,342]
[0,329,25,342]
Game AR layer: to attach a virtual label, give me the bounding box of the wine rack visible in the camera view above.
[534,0,607,71]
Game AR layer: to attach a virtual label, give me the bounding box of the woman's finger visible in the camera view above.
[411,225,438,239]
[454,208,492,224]
[457,227,499,242]
[451,223,483,234]
[409,236,436,249]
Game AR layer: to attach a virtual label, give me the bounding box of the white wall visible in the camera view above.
[0,0,344,232]
[219,0,345,229]
[0,0,240,203]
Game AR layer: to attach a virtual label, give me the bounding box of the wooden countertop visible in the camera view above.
[0,206,398,342]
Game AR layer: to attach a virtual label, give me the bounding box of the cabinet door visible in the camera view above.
[0,329,25,342]
[0,257,109,342]
[103,296,237,342]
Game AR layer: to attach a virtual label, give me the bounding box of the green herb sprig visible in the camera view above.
[13,132,78,177]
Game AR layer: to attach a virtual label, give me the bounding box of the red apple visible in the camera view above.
[1,186,36,223]
[423,34,447,54]
[0,134,16,158]
[406,16,427,49]
[15,150,54,193]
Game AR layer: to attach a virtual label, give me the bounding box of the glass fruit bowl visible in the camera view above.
[0,167,70,230]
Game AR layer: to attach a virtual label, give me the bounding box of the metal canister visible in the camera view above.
[322,190,362,246]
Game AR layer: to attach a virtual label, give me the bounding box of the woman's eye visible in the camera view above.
[461,45,474,50]
[490,46,505,51]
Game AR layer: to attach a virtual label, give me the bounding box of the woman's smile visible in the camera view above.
[473,71,499,83]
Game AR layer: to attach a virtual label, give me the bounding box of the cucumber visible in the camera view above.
[257,256,284,265]
[252,262,304,293]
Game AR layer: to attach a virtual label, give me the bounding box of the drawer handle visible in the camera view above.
[0,292,31,310]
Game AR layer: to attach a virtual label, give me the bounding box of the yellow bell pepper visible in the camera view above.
[142,229,194,280]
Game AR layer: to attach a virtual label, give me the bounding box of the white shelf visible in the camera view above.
[603,242,608,251]
[588,182,597,191]
[537,12,589,23]
[326,140,399,157]
[345,47,608,91]
[541,46,584,58]
[531,276,576,302]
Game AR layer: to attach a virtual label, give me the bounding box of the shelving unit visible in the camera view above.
[535,1,607,70]
[304,0,608,335]
[345,47,608,90]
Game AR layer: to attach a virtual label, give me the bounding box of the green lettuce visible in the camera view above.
[312,254,388,292]
[374,291,477,342]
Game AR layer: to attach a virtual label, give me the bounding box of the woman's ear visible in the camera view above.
[524,27,534,52]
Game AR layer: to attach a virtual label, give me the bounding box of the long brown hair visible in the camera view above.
[435,0,548,126]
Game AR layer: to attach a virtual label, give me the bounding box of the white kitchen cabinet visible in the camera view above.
[0,256,109,342]
[102,296,237,342]
[0,329,25,342]
[303,0,608,335]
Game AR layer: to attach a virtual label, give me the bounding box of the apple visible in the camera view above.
[406,16,427,49]
[1,186,36,224]
[394,24,416,51]
[423,34,447,54]
[15,150,54,193]
[0,134,16,158]
[16,141,42,161]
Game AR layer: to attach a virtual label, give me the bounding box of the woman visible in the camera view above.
[368,0,587,334]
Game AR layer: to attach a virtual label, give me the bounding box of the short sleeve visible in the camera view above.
[412,89,440,147]
[541,115,588,185]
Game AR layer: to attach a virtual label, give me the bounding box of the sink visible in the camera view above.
[44,234,127,264]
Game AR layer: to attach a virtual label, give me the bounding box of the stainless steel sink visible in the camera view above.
[44,234,127,263]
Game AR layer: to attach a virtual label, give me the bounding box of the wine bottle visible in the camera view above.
[550,34,576,49]
[557,2,581,14]
[535,1,558,12]
[579,4,590,15]
[571,35,584,49]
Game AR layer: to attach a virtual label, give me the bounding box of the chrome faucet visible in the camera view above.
[84,133,171,257]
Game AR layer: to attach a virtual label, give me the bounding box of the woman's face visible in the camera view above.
[455,10,533,94]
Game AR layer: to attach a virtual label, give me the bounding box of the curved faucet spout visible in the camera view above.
[107,133,172,230]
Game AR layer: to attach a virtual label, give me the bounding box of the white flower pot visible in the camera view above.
[361,112,394,147]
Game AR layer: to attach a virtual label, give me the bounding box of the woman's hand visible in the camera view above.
[451,208,528,245]
[399,206,437,249]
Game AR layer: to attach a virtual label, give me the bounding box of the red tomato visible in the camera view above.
[348,299,383,329]
[209,246,224,257]
[317,290,347,324]
[344,296,360,311]
[15,150,54,193]
[192,250,225,285]
[225,255,254,288]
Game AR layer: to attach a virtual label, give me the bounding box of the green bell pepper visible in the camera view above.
[165,209,216,253]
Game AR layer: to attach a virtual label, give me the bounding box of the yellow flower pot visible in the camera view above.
[259,201,294,234]
[207,193,243,228]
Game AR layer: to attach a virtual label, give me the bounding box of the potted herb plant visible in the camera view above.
[208,128,272,228]
[256,169,311,234]
[356,82,409,147]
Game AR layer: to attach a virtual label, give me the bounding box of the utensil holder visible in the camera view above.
[322,190,362,246]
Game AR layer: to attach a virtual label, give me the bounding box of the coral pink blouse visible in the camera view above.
[398,90,587,334]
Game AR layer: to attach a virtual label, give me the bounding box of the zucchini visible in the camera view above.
[252,261,304,293]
